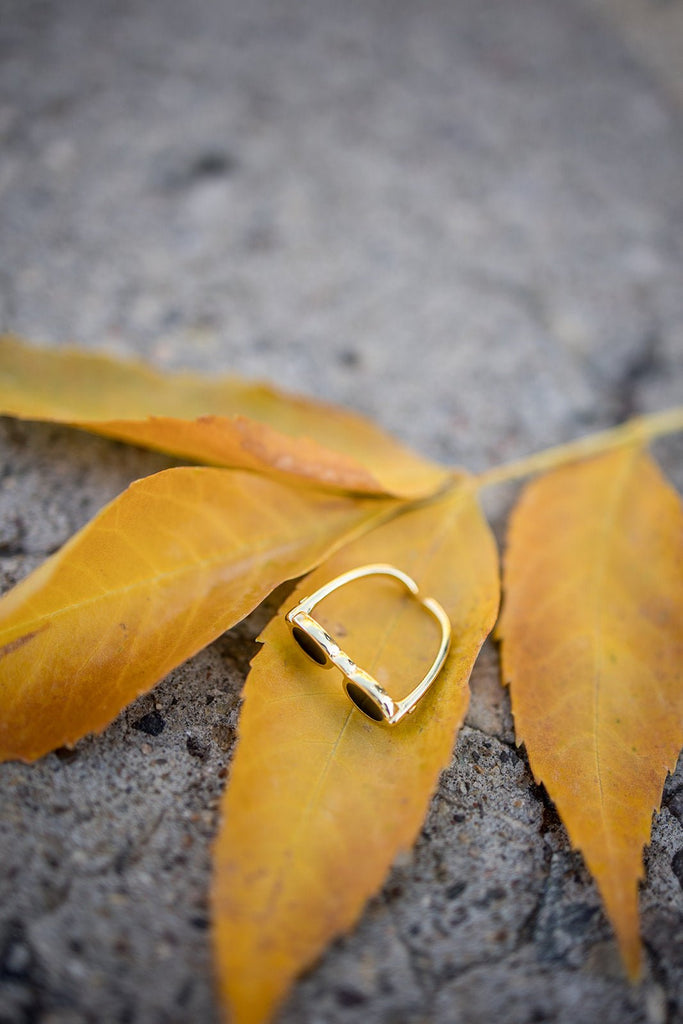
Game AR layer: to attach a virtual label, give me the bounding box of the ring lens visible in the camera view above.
[292,626,328,666]
[345,682,384,722]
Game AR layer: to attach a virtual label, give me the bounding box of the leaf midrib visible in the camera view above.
[0,521,355,648]
[589,447,639,844]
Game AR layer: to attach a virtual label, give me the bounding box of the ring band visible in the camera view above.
[285,563,451,725]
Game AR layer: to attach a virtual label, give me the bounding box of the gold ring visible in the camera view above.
[285,563,451,725]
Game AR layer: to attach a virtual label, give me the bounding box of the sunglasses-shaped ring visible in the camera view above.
[285,563,451,725]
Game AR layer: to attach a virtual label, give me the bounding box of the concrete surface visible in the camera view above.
[586,0,683,108]
[1,0,682,1022]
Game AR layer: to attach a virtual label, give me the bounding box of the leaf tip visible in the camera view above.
[621,933,643,984]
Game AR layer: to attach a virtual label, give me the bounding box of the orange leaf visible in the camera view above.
[0,335,448,498]
[498,447,683,977]
[211,480,500,1024]
[0,468,395,762]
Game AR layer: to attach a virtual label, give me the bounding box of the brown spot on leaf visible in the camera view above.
[0,624,48,660]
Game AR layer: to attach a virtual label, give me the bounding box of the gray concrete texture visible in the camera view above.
[0,0,682,1021]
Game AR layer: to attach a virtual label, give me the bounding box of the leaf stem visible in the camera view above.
[476,407,683,489]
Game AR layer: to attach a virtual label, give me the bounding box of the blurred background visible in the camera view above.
[1,2,682,1023]
[1,0,682,474]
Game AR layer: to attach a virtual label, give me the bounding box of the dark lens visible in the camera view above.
[346,682,384,722]
[292,626,328,666]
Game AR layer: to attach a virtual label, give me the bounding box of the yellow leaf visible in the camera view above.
[0,468,396,762]
[0,335,448,498]
[497,447,683,977]
[212,480,500,1024]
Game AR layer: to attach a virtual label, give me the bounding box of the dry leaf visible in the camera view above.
[0,467,396,762]
[0,335,448,497]
[3,332,682,1009]
[212,480,500,1024]
[498,446,683,977]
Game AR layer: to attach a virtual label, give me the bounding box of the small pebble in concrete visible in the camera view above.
[132,711,166,736]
